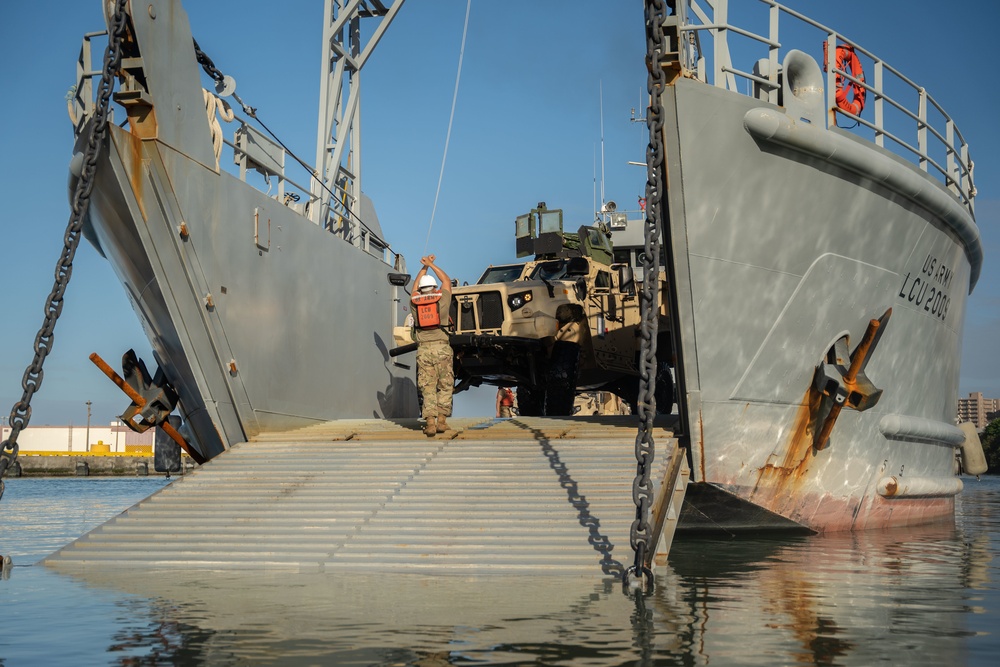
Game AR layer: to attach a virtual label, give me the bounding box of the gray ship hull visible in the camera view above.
[75,1,416,459]
[663,77,978,533]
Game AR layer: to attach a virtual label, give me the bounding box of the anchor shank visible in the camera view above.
[88,352,205,464]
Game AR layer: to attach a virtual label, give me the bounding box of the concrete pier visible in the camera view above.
[12,454,188,477]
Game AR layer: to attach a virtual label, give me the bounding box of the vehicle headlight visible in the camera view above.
[508,290,532,312]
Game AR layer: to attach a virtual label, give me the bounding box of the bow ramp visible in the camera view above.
[45,417,686,575]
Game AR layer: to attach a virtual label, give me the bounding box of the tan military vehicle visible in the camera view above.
[440,203,674,416]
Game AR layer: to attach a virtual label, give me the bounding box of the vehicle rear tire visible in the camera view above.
[545,341,580,416]
[604,361,673,415]
[517,383,545,416]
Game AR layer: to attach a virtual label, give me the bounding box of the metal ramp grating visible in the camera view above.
[44,416,680,575]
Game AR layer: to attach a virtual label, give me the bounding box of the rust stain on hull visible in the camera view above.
[122,130,147,221]
[857,496,954,531]
[751,386,826,518]
[733,483,956,533]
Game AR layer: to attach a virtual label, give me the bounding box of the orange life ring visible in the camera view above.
[833,45,866,115]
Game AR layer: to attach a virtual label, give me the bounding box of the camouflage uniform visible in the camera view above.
[416,341,454,419]
[413,291,454,421]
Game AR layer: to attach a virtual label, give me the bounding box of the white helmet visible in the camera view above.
[417,274,438,291]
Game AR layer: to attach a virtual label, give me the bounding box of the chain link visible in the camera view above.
[193,39,258,120]
[192,40,225,83]
[0,0,130,501]
[625,0,669,591]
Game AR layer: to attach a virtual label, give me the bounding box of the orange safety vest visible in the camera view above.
[500,388,514,406]
[412,292,442,329]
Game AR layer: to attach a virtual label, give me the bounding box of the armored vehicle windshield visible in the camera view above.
[477,264,526,284]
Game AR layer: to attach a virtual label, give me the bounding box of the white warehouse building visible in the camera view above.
[0,422,156,454]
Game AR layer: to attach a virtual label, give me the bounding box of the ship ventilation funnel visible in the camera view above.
[781,50,825,127]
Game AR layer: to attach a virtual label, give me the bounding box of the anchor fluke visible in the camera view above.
[118,349,178,432]
[89,351,206,464]
[812,308,892,449]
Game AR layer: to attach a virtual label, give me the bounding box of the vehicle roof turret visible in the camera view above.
[514,202,614,266]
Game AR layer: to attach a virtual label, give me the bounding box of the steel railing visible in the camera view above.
[70,30,398,267]
[673,0,975,215]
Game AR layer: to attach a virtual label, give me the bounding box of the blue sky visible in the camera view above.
[1,0,998,427]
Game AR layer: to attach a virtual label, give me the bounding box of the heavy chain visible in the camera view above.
[0,0,130,501]
[192,40,225,84]
[625,0,669,591]
[193,39,258,120]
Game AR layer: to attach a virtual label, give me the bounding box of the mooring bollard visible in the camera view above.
[136,461,149,476]
[75,461,89,477]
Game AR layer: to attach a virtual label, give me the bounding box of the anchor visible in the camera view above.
[89,350,206,464]
[811,308,892,450]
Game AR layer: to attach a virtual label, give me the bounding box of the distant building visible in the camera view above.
[957,392,1000,430]
[0,422,155,454]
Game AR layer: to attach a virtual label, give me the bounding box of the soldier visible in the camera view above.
[411,255,454,436]
[496,386,515,418]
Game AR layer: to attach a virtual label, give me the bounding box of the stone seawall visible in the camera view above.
[8,456,191,477]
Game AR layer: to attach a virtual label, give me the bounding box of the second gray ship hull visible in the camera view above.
[662,77,978,533]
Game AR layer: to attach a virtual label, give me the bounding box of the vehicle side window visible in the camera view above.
[595,270,611,290]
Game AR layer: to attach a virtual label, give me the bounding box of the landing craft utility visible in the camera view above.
[0,1,988,567]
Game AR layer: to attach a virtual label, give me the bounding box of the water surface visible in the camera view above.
[1,476,997,665]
